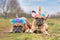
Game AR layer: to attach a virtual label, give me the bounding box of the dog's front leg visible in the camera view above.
[9,25,14,32]
[40,26,49,36]
[43,31,49,36]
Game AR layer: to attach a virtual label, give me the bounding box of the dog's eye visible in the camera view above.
[35,17,38,19]
[41,18,44,20]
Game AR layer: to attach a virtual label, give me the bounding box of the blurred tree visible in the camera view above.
[7,0,25,18]
[0,0,8,18]
[0,0,25,18]
[50,12,60,18]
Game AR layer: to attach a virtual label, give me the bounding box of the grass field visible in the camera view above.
[0,18,60,40]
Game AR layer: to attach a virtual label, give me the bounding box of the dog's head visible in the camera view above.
[14,22,24,31]
[35,17,44,26]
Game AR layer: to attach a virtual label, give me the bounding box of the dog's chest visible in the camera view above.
[35,25,44,31]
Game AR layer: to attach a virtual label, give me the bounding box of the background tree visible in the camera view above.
[0,0,26,18]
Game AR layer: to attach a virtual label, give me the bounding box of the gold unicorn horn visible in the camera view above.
[38,6,41,11]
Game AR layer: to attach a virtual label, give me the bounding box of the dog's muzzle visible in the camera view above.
[13,25,23,33]
[36,18,44,26]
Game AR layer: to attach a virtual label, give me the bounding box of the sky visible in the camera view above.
[17,0,60,14]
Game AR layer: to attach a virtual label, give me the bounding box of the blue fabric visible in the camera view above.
[11,19,16,24]
[19,18,25,24]
[10,18,25,24]
[41,12,45,17]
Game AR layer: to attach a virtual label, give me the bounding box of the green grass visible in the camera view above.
[0,18,60,40]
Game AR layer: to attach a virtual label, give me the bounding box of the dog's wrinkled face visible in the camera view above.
[13,22,24,33]
[36,18,44,26]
